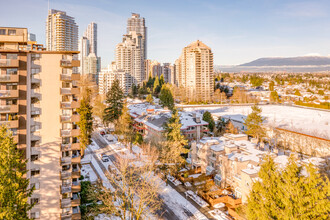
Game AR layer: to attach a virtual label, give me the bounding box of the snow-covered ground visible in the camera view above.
[185,105,330,139]
[81,164,98,183]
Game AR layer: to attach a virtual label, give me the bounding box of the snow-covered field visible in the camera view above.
[185,105,330,139]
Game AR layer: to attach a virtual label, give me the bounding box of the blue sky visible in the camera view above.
[1,0,330,66]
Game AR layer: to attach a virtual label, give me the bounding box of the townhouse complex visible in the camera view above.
[188,133,326,204]
[0,27,81,219]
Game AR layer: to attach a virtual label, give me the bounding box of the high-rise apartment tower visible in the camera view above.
[46,9,78,51]
[176,40,214,101]
[0,27,81,219]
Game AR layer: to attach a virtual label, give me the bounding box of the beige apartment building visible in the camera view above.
[176,40,214,101]
[0,27,81,219]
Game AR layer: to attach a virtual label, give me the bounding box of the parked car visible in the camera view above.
[101,154,109,162]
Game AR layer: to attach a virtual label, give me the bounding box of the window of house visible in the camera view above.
[0,29,6,35]
[8,30,16,36]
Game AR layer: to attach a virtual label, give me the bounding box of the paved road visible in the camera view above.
[91,132,182,220]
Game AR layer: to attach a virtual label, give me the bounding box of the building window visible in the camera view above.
[31,154,39,162]
[30,182,40,190]
[31,198,39,205]
[8,30,16,36]
[0,29,6,35]
[31,170,40,176]
[30,212,40,219]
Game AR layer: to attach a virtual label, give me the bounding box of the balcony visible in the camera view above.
[60,198,71,208]
[61,211,72,220]
[31,75,41,84]
[60,115,80,123]
[60,171,71,179]
[61,183,72,194]
[60,60,80,68]
[72,169,81,178]
[60,73,80,81]
[60,88,71,95]
[72,206,81,220]
[61,143,71,151]
[71,143,80,150]
[71,115,80,122]
[31,131,41,141]
[0,59,19,67]
[61,156,71,165]
[71,129,80,137]
[0,75,18,83]
[72,182,81,193]
[31,89,41,99]
[60,115,71,122]
[71,195,80,206]
[71,155,81,164]
[0,90,18,98]
[60,129,71,137]
[71,74,80,81]
[0,120,18,128]
[0,105,18,113]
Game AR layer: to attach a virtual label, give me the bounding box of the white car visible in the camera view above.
[101,155,109,162]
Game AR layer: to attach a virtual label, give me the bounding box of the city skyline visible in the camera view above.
[1,0,330,66]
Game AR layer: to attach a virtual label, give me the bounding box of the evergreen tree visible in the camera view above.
[244,104,265,142]
[0,126,34,219]
[131,84,138,97]
[159,84,174,110]
[153,76,160,94]
[269,81,275,91]
[114,103,134,147]
[103,79,124,125]
[159,74,165,86]
[146,94,153,104]
[247,155,282,220]
[162,108,188,174]
[202,111,215,132]
[270,90,279,103]
[77,96,93,155]
[248,155,330,220]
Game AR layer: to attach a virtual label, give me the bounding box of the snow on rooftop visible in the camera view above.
[210,144,224,152]
[185,105,330,139]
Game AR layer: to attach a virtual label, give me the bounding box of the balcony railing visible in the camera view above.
[61,185,72,194]
[60,115,71,122]
[61,198,71,208]
[60,171,71,179]
[0,74,18,82]
[0,120,18,128]
[60,59,80,68]
[61,156,71,165]
[60,129,71,137]
[0,105,18,113]
[0,90,18,98]
[0,59,19,67]
[61,144,71,151]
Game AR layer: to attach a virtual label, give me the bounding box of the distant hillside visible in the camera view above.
[240,56,330,66]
